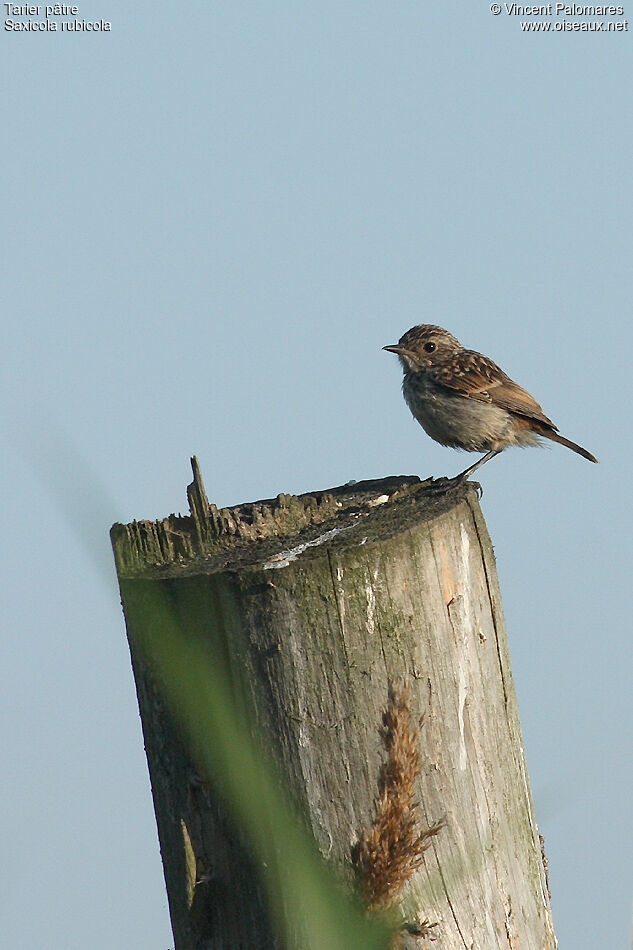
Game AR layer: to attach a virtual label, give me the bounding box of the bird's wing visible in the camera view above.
[433,350,558,430]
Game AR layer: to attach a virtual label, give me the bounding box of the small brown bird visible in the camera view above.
[383,325,598,481]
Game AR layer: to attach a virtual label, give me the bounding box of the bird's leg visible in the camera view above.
[455,448,502,481]
[425,448,502,495]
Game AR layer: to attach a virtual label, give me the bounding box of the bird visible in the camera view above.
[383,325,598,481]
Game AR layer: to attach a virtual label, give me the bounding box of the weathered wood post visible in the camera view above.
[111,458,556,949]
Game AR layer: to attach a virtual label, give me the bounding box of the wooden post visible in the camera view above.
[111,458,556,949]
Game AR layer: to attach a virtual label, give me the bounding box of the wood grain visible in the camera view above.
[112,460,556,949]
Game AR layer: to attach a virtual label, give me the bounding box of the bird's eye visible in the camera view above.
[424,342,436,353]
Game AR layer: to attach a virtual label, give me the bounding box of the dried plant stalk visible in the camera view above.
[353,677,444,913]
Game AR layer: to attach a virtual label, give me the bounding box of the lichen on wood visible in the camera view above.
[111,458,465,577]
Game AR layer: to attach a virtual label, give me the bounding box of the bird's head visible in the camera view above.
[383,325,462,372]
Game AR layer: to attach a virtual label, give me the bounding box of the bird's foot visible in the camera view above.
[424,475,463,493]
[424,474,483,498]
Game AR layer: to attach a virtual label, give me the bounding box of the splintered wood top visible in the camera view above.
[110,456,477,578]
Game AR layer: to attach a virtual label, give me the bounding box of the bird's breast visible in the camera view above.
[402,372,517,452]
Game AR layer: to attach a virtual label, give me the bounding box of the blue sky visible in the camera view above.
[2,3,632,947]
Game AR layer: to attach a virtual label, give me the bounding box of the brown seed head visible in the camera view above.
[352,678,445,913]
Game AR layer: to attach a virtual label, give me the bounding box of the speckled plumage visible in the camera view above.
[383,325,597,479]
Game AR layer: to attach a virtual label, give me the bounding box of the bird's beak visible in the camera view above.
[383,345,409,356]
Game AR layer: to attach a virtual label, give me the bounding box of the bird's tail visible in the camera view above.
[541,429,598,463]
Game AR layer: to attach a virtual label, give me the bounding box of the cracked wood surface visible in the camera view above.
[112,459,556,950]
